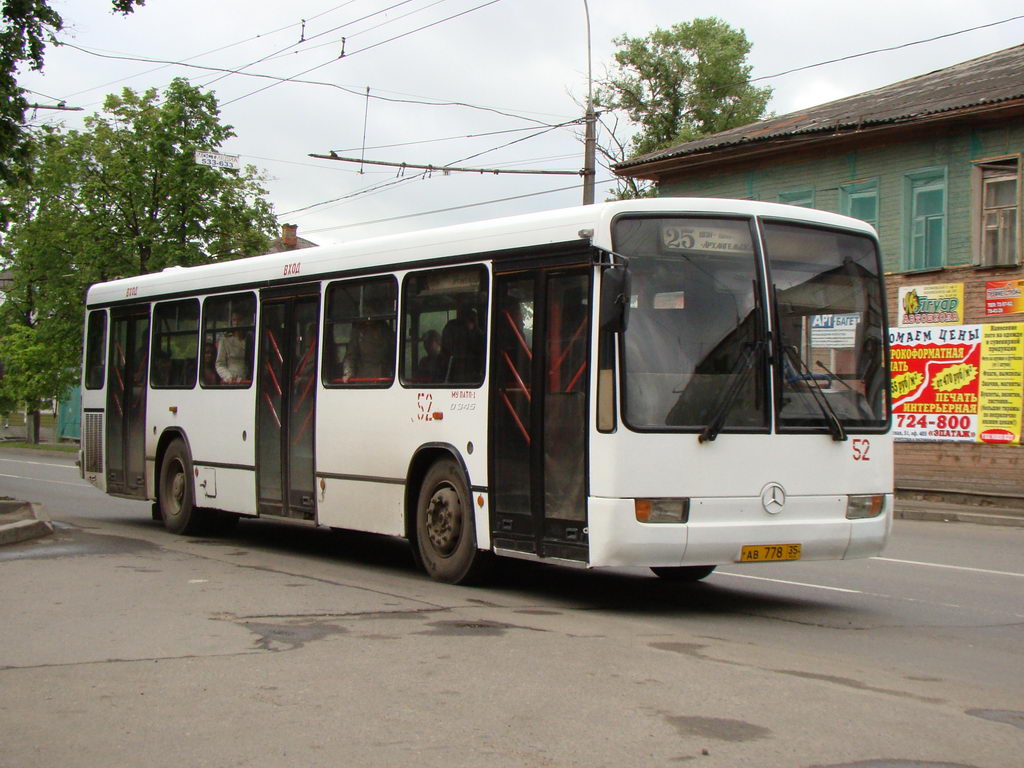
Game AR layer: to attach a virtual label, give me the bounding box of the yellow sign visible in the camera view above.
[977,323,1024,445]
[898,283,964,326]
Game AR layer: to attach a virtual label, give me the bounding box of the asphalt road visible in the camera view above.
[1,446,1022,768]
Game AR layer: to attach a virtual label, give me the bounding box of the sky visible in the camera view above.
[18,0,1024,246]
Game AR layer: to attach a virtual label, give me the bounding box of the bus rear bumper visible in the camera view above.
[587,495,892,569]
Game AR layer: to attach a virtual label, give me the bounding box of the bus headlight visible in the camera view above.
[846,494,885,519]
[635,498,690,523]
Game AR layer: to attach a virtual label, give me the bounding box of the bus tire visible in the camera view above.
[158,440,203,535]
[650,565,716,582]
[415,458,488,584]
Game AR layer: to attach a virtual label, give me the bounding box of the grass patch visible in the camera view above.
[0,441,79,453]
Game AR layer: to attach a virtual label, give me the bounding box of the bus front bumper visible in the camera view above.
[586,494,892,569]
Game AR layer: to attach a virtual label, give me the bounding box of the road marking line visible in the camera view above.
[0,458,75,469]
[871,556,1024,579]
[0,472,85,488]
[713,572,863,593]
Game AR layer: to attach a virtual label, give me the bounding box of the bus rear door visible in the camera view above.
[256,285,320,520]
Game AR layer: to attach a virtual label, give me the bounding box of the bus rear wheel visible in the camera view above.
[415,459,488,584]
[650,565,716,582]
[159,440,203,535]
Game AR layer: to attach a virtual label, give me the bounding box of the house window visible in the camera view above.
[974,159,1019,267]
[779,188,814,208]
[903,168,947,271]
[840,179,878,230]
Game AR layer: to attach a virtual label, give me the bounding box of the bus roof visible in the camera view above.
[85,198,876,307]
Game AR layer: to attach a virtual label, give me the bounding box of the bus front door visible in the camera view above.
[491,268,590,562]
[256,288,320,520]
[106,305,150,498]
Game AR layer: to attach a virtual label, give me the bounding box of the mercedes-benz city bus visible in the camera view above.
[80,198,892,584]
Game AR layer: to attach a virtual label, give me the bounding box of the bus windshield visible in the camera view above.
[614,216,767,432]
[613,215,888,434]
[764,221,889,431]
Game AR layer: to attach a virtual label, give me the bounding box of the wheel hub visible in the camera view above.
[425,485,462,556]
[168,463,185,515]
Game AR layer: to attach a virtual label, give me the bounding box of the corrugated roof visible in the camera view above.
[617,43,1024,172]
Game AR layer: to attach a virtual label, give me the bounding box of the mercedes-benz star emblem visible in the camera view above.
[760,483,786,515]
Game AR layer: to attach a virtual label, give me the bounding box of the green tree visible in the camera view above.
[0,1,144,223]
[0,78,276,440]
[595,17,772,198]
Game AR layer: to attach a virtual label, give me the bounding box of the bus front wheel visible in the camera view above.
[159,440,203,535]
[415,459,488,584]
[650,565,716,582]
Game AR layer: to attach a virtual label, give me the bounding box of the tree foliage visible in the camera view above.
[595,17,772,198]
[0,1,143,222]
[0,78,276,419]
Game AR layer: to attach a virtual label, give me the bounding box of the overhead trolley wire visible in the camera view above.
[61,41,555,126]
[202,0,422,90]
[220,0,505,106]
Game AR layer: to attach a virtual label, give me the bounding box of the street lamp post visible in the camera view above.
[582,0,596,205]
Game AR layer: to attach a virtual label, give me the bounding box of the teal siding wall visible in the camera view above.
[657,121,1024,275]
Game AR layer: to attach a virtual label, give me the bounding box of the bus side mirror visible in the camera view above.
[599,267,629,333]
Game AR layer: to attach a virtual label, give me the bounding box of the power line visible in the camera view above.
[309,153,584,176]
[302,178,617,235]
[202,0,421,90]
[261,0,454,62]
[331,122,580,153]
[750,13,1024,83]
[57,2,360,101]
[60,42,557,126]
[220,0,505,107]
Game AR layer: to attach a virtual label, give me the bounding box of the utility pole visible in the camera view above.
[582,101,596,205]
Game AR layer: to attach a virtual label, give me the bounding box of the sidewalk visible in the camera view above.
[894,493,1024,528]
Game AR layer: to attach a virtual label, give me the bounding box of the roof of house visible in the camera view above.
[616,43,1024,176]
[266,236,318,253]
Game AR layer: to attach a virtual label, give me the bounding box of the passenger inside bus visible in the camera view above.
[440,305,484,383]
[418,330,444,382]
[215,311,251,384]
[341,308,394,383]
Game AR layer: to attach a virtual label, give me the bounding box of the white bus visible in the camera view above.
[80,198,892,584]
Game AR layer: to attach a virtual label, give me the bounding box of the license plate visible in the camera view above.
[739,543,802,562]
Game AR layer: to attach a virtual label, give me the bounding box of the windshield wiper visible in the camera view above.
[699,340,764,443]
[781,344,847,441]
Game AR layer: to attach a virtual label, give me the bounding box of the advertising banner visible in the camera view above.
[890,323,1024,444]
[897,283,964,326]
[984,279,1024,316]
[977,323,1024,444]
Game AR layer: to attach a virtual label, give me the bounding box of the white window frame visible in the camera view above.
[971,156,1021,267]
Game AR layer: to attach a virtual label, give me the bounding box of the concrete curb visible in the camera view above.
[0,501,54,546]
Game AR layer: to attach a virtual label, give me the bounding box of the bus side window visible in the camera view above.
[201,293,256,388]
[401,265,488,387]
[323,277,397,387]
[84,310,107,389]
[151,299,200,389]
